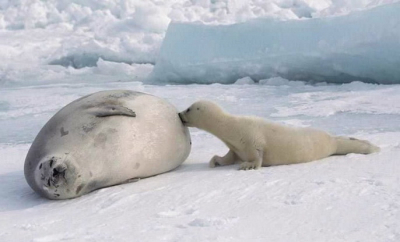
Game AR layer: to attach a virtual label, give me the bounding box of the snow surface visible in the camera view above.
[152,2,400,84]
[1,1,400,241]
[1,0,400,86]
[1,81,400,242]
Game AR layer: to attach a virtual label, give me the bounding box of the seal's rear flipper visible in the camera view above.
[93,105,136,118]
[334,136,380,155]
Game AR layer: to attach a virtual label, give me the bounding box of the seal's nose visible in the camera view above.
[38,157,66,188]
[51,164,67,186]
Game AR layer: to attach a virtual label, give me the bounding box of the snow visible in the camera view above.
[152,2,400,84]
[1,0,399,86]
[1,0,400,241]
[234,76,255,85]
[259,76,305,86]
[1,81,400,241]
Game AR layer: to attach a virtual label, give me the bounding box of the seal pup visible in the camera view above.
[179,100,379,170]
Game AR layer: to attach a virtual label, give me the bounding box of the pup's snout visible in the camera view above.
[178,113,187,124]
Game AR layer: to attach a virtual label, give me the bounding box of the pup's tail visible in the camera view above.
[334,136,380,155]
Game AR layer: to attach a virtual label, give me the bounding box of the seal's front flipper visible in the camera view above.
[93,105,136,118]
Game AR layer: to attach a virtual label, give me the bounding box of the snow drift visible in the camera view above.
[151,3,400,84]
[1,0,400,87]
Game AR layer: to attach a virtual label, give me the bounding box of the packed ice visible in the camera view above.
[152,2,400,84]
[1,0,399,86]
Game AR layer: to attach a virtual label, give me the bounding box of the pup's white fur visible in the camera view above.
[179,100,379,170]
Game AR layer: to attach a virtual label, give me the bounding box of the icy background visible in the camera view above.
[1,1,400,241]
[1,0,400,86]
[153,3,400,84]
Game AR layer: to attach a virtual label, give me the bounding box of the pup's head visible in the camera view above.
[178,100,224,129]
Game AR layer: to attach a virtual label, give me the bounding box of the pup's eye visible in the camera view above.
[187,108,191,113]
[197,108,200,110]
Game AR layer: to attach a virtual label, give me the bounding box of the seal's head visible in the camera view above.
[178,100,225,130]
[28,155,89,199]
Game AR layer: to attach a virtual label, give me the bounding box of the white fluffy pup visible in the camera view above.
[179,100,379,170]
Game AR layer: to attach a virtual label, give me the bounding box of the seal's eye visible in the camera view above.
[187,108,191,113]
[197,108,200,110]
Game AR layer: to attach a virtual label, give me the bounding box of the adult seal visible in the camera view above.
[24,90,191,199]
